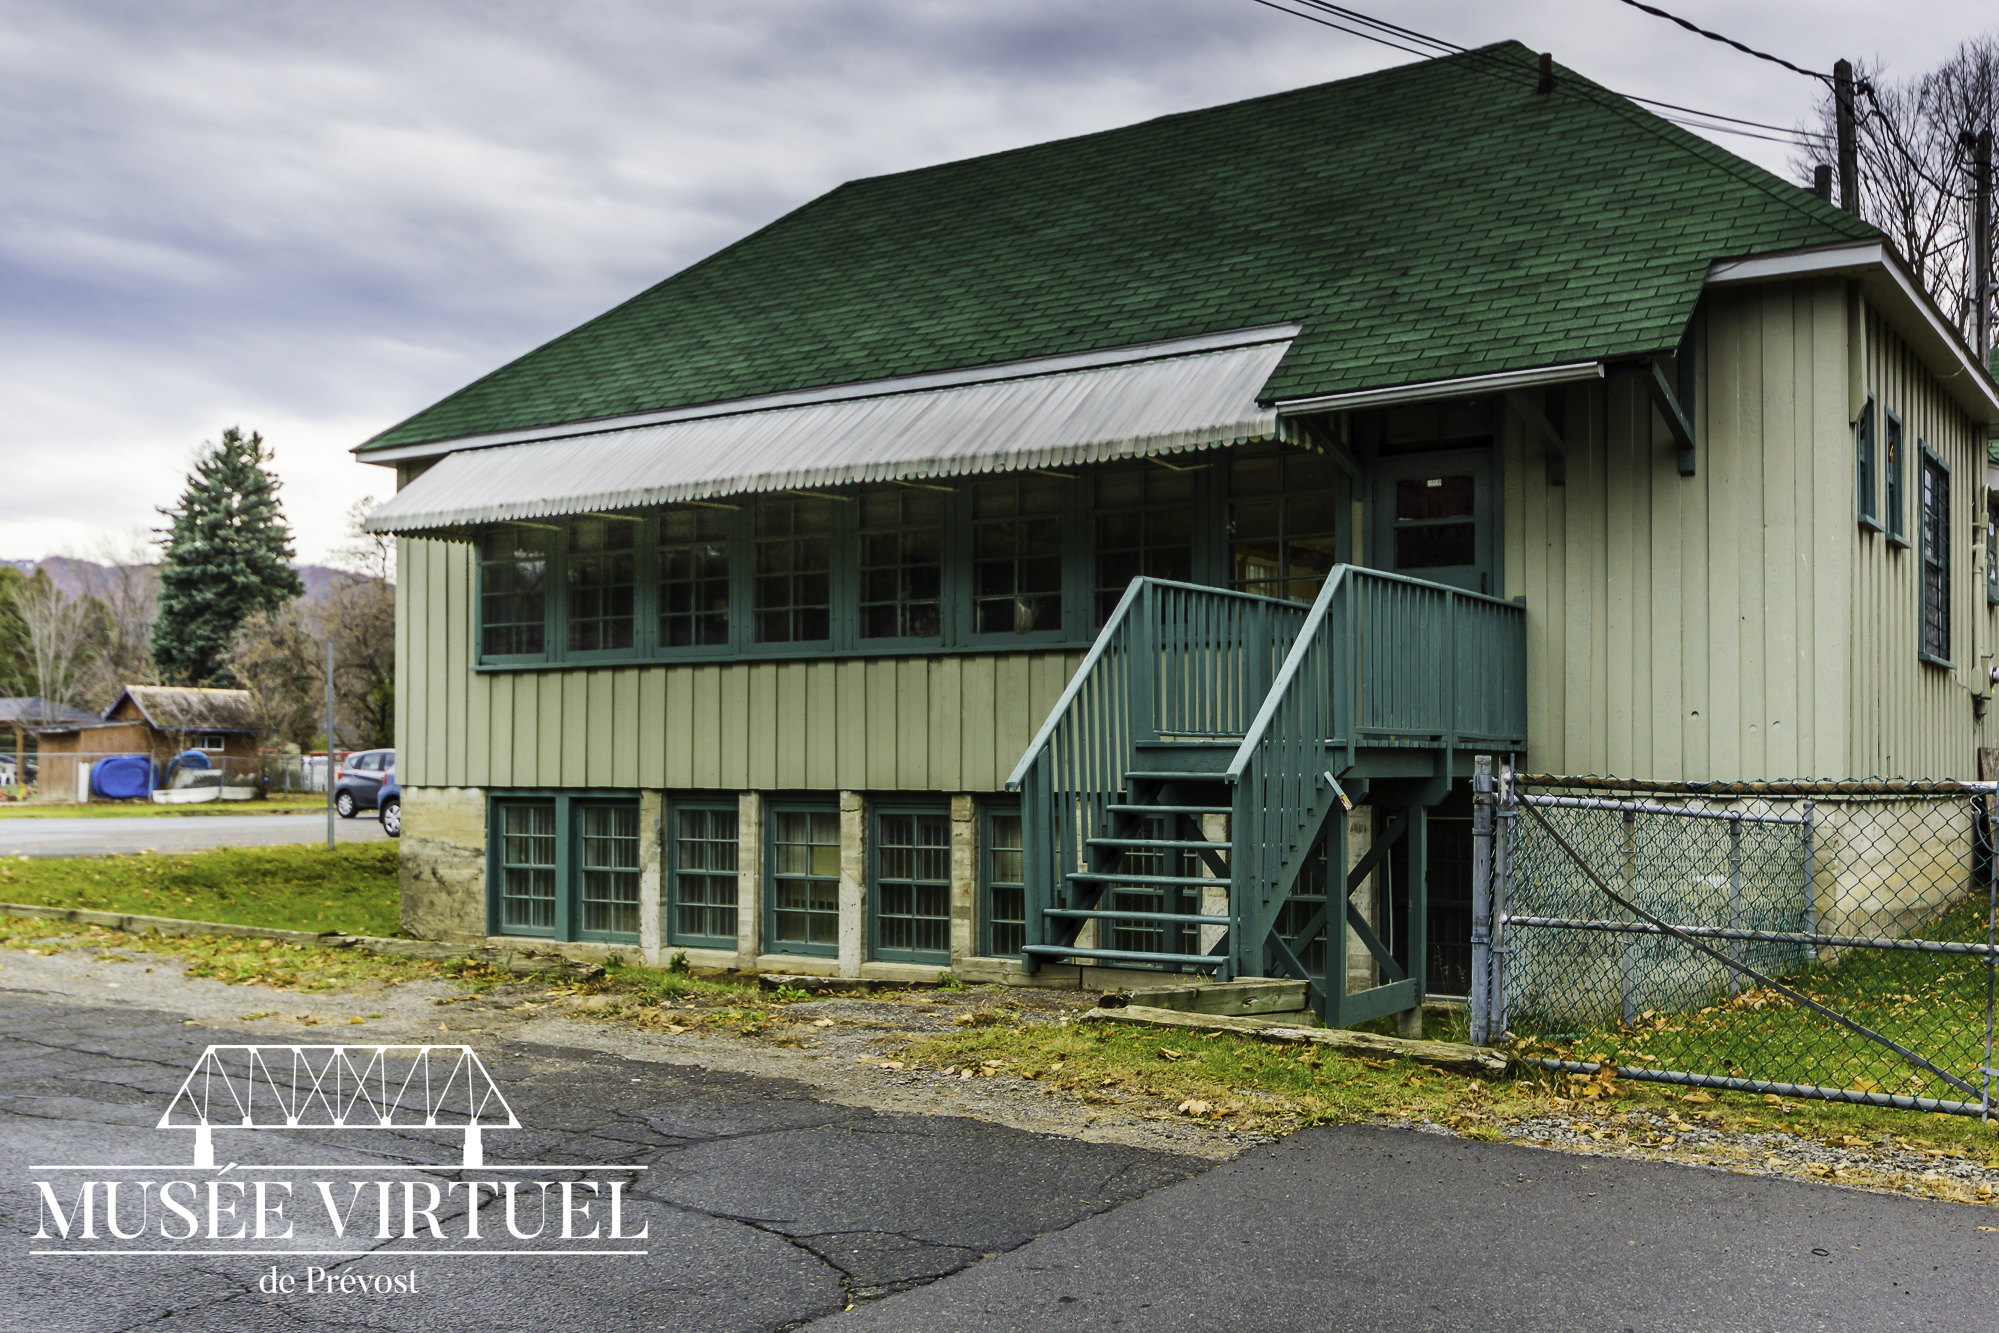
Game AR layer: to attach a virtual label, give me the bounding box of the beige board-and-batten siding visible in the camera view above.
[1505,276,1991,782]
[393,536,1084,791]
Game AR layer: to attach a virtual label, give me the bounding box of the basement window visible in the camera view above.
[488,793,641,944]
[871,806,952,965]
[766,805,841,957]
[669,803,739,949]
[981,804,1026,958]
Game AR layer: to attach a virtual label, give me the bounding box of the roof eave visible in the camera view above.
[1705,241,1999,424]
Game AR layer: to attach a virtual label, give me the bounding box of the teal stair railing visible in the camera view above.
[1224,566,1527,1015]
[1006,567,1526,1014]
[1005,579,1308,977]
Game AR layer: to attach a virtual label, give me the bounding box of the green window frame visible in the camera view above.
[968,474,1070,644]
[1985,498,1997,607]
[753,496,835,647]
[870,805,952,965]
[667,800,740,949]
[565,516,640,658]
[766,804,842,957]
[1919,443,1952,667]
[857,487,946,645]
[487,791,642,944]
[1092,463,1196,624]
[1856,396,1879,529]
[1885,410,1907,546]
[658,507,736,652]
[980,802,1026,959]
[1228,447,1347,604]
[479,525,553,662]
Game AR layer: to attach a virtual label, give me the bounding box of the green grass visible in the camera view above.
[1509,891,1999,1110]
[0,843,401,937]
[0,795,332,818]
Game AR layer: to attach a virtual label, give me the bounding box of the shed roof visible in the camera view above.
[358,41,1873,458]
[108,686,259,734]
[0,698,97,727]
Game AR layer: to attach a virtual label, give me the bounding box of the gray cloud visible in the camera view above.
[1,0,1989,561]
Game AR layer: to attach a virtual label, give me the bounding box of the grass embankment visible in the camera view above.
[0,795,332,818]
[0,842,401,936]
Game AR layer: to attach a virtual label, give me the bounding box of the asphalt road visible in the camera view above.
[4,988,1995,1332]
[0,811,388,858]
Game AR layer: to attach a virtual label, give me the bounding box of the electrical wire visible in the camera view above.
[1611,0,1831,83]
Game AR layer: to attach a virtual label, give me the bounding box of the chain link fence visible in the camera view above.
[1472,770,1998,1119]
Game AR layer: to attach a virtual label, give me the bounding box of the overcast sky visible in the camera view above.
[4,0,1992,565]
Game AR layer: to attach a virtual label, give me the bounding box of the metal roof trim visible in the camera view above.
[1270,361,1607,415]
[365,338,1291,534]
[356,323,1304,465]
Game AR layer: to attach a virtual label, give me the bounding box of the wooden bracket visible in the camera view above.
[1504,389,1566,486]
[1612,359,1696,477]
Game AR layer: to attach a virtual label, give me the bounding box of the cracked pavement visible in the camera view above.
[0,989,1202,1331]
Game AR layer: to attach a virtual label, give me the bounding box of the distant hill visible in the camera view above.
[3,558,384,603]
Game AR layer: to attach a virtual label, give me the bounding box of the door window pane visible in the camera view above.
[859,489,944,639]
[973,476,1065,634]
[771,809,841,951]
[1093,465,1194,623]
[480,525,550,657]
[1390,475,1477,570]
[578,804,641,938]
[498,802,557,932]
[984,811,1026,958]
[754,498,833,643]
[660,508,732,648]
[875,810,951,961]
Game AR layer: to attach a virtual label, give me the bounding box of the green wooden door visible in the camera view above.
[1370,449,1498,595]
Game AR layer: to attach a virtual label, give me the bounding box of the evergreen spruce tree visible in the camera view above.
[151,427,304,686]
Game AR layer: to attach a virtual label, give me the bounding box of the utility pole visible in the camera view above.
[1834,59,1859,214]
[1971,129,1993,371]
[324,637,336,852]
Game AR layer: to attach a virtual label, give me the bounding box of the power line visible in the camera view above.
[1240,0,1435,60]
[1611,0,1831,83]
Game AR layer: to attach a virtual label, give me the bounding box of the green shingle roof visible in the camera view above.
[362,41,1876,454]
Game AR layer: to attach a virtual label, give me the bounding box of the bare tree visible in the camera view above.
[317,497,395,750]
[15,574,95,722]
[332,496,395,584]
[224,603,323,751]
[1796,39,1999,361]
[71,534,159,710]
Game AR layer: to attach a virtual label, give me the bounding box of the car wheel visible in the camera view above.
[336,790,357,819]
[381,797,401,838]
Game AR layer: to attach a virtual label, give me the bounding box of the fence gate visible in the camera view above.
[1472,770,1998,1118]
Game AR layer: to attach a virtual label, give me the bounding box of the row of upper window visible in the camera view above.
[474,448,1349,664]
[1854,397,1957,665]
[486,792,1028,964]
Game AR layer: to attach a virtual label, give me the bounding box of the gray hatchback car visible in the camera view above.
[333,749,395,819]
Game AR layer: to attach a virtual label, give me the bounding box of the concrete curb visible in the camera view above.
[1079,1004,1510,1077]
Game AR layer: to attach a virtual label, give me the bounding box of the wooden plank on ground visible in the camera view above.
[1080,1004,1508,1077]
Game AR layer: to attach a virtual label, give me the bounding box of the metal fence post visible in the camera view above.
[1492,755,1514,1040]
[1727,814,1743,996]
[1620,807,1639,1026]
[1469,755,1494,1044]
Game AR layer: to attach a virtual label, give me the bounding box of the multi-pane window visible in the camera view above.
[660,508,732,648]
[972,475,1065,635]
[754,497,833,643]
[1920,448,1950,664]
[1885,411,1906,542]
[982,808,1026,958]
[496,801,558,934]
[859,489,944,639]
[873,809,951,963]
[480,525,551,657]
[490,795,640,943]
[1229,448,1344,602]
[769,808,841,955]
[1093,465,1195,622]
[1856,397,1878,525]
[576,804,641,937]
[670,806,740,946]
[566,518,637,652]
[1987,499,1998,606]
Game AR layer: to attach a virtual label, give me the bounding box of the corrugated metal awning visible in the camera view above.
[365,330,1295,534]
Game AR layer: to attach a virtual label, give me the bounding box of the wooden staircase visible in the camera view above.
[1008,569,1526,1025]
